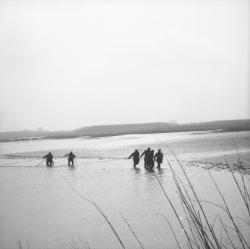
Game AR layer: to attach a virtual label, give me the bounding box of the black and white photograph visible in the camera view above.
[0,1,250,249]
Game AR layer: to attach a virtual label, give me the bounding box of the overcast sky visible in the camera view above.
[0,0,249,132]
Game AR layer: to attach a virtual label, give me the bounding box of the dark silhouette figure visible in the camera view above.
[128,149,140,169]
[43,152,54,167]
[148,150,155,169]
[64,151,76,166]
[140,148,151,169]
[154,149,163,169]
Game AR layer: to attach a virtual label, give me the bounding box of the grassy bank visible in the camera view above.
[1,119,250,142]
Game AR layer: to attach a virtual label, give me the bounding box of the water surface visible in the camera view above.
[0,131,249,249]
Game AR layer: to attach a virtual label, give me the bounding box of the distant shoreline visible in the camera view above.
[1,119,250,143]
[0,130,224,142]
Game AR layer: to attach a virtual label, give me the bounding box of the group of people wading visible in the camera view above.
[42,148,163,169]
[42,151,76,167]
[128,148,163,170]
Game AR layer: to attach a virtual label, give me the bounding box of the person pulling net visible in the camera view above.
[128,149,140,169]
[64,151,76,166]
[154,149,163,169]
[42,152,54,167]
[140,147,151,169]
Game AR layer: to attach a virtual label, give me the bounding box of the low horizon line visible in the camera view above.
[1,118,249,133]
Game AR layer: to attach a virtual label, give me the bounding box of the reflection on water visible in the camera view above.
[0,131,249,249]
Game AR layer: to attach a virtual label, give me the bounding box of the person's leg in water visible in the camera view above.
[149,159,154,169]
[46,158,49,167]
[133,159,136,169]
[149,162,152,169]
[157,161,161,169]
[148,162,153,170]
[49,159,54,167]
[133,162,137,169]
[146,160,151,169]
[133,158,139,169]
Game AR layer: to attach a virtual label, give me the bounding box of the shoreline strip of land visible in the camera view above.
[0,119,249,143]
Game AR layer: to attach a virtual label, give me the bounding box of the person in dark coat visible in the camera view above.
[148,150,155,169]
[128,149,140,169]
[64,151,76,166]
[140,148,151,169]
[43,152,54,167]
[154,149,163,169]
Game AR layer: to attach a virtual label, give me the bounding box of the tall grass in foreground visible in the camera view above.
[64,178,126,249]
[154,144,250,249]
[62,147,250,249]
[15,147,250,249]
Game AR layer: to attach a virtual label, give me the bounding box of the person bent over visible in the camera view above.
[128,149,140,169]
[64,151,76,166]
[43,152,54,167]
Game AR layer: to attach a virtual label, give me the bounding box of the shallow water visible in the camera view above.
[0,131,250,249]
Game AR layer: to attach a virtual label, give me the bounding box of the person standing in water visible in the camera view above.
[148,150,155,169]
[43,152,54,167]
[128,149,140,169]
[154,149,163,169]
[140,148,151,169]
[64,151,76,166]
